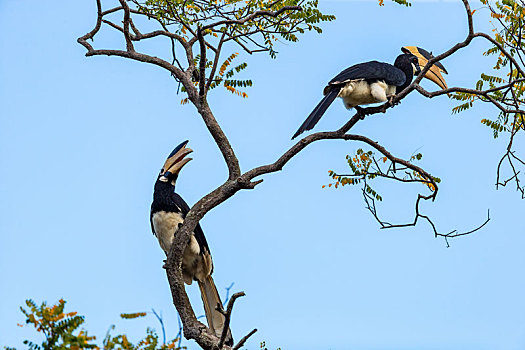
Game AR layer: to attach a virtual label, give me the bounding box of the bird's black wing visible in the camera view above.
[329,60,406,86]
[171,192,211,255]
[150,209,155,235]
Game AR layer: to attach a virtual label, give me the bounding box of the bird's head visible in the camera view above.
[158,140,193,186]
[402,46,448,89]
[393,53,421,93]
[394,53,422,77]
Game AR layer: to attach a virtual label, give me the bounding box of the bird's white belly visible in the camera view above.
[152,211,184,253]
[338,80,396,108]
[152,211,201,275]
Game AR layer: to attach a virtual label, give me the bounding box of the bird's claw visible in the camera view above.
[388,96,400,106]
[354,105,366,119]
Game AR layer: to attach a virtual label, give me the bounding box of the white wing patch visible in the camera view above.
[370,82,388,102]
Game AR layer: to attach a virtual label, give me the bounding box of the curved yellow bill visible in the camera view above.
[402,46,448,90]
[161,140,193,177]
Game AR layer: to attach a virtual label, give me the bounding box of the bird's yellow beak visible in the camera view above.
[402,46,448,90]
[161,140,193,179]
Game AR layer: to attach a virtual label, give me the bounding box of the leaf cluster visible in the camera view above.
[136,0,335,58]
[324,149,441,202]
[16,299,97,350]
[7,300,184,350]
[259,341,280,350]
[102,325,181,350]
[181,52,252,104]
[377,0,411,7]
[132,0,334,98]
[453,0,525,136]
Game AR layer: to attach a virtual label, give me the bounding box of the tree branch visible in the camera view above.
[363,185,490,248]
[197,28,207,97]
[118,0,134,52]
[232,329,258,350]
[217,292,245,349]
[200,6,302,31]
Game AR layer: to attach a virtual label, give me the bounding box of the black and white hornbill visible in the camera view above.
[292,47,448,139]
[150,141,233,346]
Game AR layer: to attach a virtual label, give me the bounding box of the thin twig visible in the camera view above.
[232,329,258,350]
[217,292,245,349]
[151,309,166,345]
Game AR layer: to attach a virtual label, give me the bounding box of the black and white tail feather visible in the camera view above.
[292,88,340,139]
[198,276,233,345]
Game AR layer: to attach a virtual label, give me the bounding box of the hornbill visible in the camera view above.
[150,141,233,346]
[292,47,448,139]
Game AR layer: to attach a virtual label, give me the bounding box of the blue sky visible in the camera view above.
[1,0,524,349]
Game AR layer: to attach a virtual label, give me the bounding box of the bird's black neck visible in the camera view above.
[396,67,413,93]
[153,180,176,205]
[152,178,187,216]
[394,55,414,93]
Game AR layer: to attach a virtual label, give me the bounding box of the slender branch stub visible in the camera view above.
[197,27,207,97]
[232,329,258,350]
[217,292,245,349]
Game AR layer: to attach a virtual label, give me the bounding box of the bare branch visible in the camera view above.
[77,0,103,53]
[118,0,134,52]
[217,292,245,349]
[206,30,228,91]
[363,185,491,248]
[232,329,258,350]
[197,28,207,97]
[151,309,167,345]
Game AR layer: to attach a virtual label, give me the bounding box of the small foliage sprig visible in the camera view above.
[324,148,441,202]
[181,52,251,104]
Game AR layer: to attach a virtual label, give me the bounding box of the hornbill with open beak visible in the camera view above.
[292,47,448,139]
[150,141,233,346]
